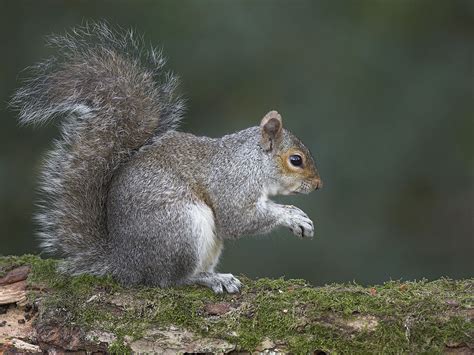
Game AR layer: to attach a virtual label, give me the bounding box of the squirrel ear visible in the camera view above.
[260,110,283,152]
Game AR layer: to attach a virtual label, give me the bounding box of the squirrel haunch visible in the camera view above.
[13,23,322,294]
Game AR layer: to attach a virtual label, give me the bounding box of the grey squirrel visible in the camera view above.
[12,23,322,293]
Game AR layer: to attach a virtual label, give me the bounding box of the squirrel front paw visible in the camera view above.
[281,205,314,238]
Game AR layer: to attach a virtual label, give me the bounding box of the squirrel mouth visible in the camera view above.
[291,187,305,195]
[295,181,318,194]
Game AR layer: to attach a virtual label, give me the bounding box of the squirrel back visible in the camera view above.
[11,23,184,274]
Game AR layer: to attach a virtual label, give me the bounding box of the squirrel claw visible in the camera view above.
[206,273,242,294]
[282,205,315,238]
[290,224,314,239]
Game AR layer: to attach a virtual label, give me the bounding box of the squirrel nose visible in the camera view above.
[313,177,323,190]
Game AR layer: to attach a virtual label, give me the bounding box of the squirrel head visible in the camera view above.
[260,111,323,195]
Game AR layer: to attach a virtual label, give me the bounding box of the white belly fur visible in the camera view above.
[189,202,222,273]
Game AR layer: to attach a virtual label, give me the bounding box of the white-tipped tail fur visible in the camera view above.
[11,23,184,275]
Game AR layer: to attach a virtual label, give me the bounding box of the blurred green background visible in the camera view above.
[1,0,473,285]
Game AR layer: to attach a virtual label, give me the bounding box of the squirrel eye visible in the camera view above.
[289,154,303,167]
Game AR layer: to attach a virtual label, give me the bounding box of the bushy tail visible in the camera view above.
[11,23,184,275]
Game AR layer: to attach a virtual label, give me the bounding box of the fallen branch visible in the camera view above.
[0,255,472,353]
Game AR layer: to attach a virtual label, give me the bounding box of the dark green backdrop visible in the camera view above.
[1,0,473,285]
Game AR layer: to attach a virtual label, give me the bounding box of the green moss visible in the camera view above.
[1,255,472,353]
[108,338,132,355]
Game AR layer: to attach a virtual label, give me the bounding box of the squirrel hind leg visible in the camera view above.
[107,197,223,288]
[107,203,200,288]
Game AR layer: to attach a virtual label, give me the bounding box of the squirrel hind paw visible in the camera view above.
[208,273,242,294]
[190,272,242,294]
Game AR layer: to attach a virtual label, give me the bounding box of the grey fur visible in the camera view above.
[11,23,184,275]
[13,24,321,293]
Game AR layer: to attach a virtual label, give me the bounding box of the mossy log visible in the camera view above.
[0,255,472,354]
